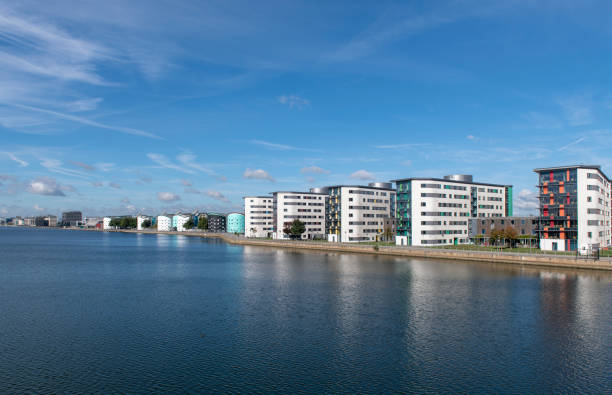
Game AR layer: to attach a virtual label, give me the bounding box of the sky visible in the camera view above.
[2,0,612,218]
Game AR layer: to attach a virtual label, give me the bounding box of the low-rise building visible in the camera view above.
[61,211,82,227]
[173,214,190,232]
[136,215,151,230]
[244,196,274,238]
[84,217,103,228]
[103,217,112,230]
[157,215,172,231]
[273,191,326,240]
[226,212,245,234]
[207,213,226,233]
[469,216,538,238]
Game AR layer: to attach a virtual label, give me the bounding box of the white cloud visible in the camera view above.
[243,168,275,182]
[26,177,70,196]
[147,153,195,174]
[514,189,539,213]
[375,143,428,150]
[34,204,44,211]
[65,97,103,112]
[96,162,115,172]
[205,190,230,203]
[157,192,181,202]
[466,134,479,141]
[300,166,330,175]
[350,169,375,180]
[278,94,309,109]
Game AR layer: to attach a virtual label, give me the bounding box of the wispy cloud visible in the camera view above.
[558,136,586,151]
[3,152,29,167]
[278,94,309,109]
[8,103,162,139]
[375,143,429,150]
[147,153,195,174]
[350,169,375,180]
[157,192,181,202]
[40,158,91,179]
[558,96,593,126]
[181,179,192,186]
[70,160,95,171]
[243,168,275,182]
[109,182,121,189]
[300,165,330,175]
[205,190,230,203]
[250,140,320,152]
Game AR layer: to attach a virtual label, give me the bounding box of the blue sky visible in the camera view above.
[2,0,612,217]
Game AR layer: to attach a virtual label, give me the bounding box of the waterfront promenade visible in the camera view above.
[97,228,612,272]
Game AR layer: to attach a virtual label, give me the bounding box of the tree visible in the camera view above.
[490,228,504,246]
[184,218,195,229]
[504,226,518,248]
[119,217,137,229]
[290,219,306,238]
[197,217,208,230]
[142,219,152,228]
[109,218,121,228]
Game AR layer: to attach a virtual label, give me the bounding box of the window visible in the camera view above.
[587,196,592,202]
[588,232,592,238]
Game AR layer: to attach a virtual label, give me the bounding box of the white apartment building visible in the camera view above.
[535,165,611,252]
[272,191,326,240]
[136,215,150,230]
[173,214,190,232]
[393,175,513,246]
[157,215,171,231]
[321,182,396,242]
[103,217,112,230]
[244,196,274,238]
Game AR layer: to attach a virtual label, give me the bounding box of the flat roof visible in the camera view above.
[271,191,327,195]
[533,165,610,181]
[324,184,395,191]
[390,177,511,188]
[243,196,272,199]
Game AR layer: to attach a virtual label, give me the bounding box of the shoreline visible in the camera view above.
[5,226,611,272]
[100,228,612,272]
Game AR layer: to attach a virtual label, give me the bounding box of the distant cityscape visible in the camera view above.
[3,165,610,253]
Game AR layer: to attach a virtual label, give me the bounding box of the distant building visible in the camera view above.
[46,215,58,227]
[244,196,274,238]
[272,191,326,240]
[62,211,82,227]
[207,213,226,233]
[84,217,103,228]
[103,217,112,230]
[321,182,396,242]
[35,216,48,226]
[136,215,151,230]
[534,165,611,251]
[392,174,513,247]
[24,217,35,226]
[226,212,245,234]
[173,214,190,232]
[469,217,538,238]
[157,215,172,231]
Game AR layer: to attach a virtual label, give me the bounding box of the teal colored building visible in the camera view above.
[226,212,245,234]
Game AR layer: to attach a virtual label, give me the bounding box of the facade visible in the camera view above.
[226,212,245,234]
[322,182,396,242]
[157,215,171,231]
[173,214,190,232]
[393,174,513,246]
[469,216,538,238]
[46,215,58,227]
[61,211,83,227]
[534,165,611,251]
[244,196,274,238]
[84,217,102,228]
[103,217,112,230]
[136,215,151,230]
[272,191,326,240]
[24,217,35,226]
[207,213,226,233]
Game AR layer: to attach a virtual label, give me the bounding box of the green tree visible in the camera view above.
[290,219,305,238]
[119,217,137,229]
[142,219,152,228]
[184,218,195,229]
[490,228,504,245]
[109,218,121,228]
[197,216,208,230]
[504,226,518,248]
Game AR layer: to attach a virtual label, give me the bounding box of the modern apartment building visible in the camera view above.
[207,213,226,233]
[534,165,611,251]
[244,196,274,238]
[319,182,396,242]
[172,214,190,232]
[392,174,512,246]
[61,211,83,227]
[136,215,151,230]
[157,215,171,231]
[272,191,326,239]
[226,212,245,234]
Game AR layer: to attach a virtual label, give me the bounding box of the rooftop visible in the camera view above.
[391,177,511,188]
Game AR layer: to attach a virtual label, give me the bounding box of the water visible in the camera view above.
[1,227,611,393]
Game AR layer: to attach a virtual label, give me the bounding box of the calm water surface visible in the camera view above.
[1,227,611,393]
